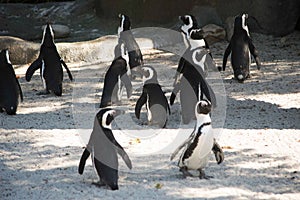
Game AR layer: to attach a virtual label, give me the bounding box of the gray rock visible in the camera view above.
[190,5,223,27]
[202,24,226,45]
[42,24,70,39]
[224,16,235,41]
[0,36,39,64]
[216,0,300,36]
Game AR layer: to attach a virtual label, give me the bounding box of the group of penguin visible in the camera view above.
[78,13,261,190]
[0,12,261,191]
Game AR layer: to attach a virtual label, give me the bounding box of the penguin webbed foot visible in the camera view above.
[198,169,212,179]
[92,180,106,188]
[179,167,193,178]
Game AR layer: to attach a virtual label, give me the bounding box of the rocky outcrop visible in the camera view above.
[202,24,226,45]
[215,0,300,36]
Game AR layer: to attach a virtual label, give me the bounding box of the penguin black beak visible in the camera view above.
[118,13,122,18]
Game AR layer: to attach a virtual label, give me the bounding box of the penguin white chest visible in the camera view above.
[179,125,214,170]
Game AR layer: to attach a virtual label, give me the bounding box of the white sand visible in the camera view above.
[1,31,300,199]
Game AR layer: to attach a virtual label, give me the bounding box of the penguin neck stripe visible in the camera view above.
[197,122,211,135]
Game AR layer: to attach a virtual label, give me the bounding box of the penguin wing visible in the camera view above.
[170,134,194,161]
[212,139,224,164]
[16,77,24,102]
[170,82,180,106]
[199,77,217,108]
[104,130,132,169]
[248,38,261,70]
[78,148,90,174]
[116,146,132,169]
[25,58,42,82]
[61,59,73,81]
[120,74,132,98]
[135,89,147,119]
[222,42,232,71]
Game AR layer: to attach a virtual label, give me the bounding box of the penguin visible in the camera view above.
[0,49,23,115]
[170,51,216,124]
[170,100,224,179]
[99,41,132,108]
[170,15,217,124]
[222,13,261,82]
[117,14,143,76]
[25,23,73,96]
[135,66,170,128]
[78,108,132,190]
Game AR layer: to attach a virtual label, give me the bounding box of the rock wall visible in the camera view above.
[95,0,300,36]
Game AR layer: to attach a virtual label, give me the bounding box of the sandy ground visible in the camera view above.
[1,31,300,199]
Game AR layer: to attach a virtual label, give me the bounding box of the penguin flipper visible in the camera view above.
[120,74,132,98]
[78,148,90,174]
[248,38,261,70]
[117,148,132,169]
[212,139,224,164]
[25,59,42,82]
[170,135,194,161]
[16,78,24,102]
[61,59,73,81]
[135,90,147,119]
[170,83,180,106]
[222,42,232,71]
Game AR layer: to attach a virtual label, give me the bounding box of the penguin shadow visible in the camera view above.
[0,140,86,197]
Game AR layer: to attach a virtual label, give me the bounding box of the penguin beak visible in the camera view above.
[118,13,122,18]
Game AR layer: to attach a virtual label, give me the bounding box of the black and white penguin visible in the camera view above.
[99,42,132,108]
[222,13,261,82]
[0,49,23,115]
[118,14,143,76]
[170,15,217,124]
[135,66,170,128]
[170,100,224,179]
[25,23,73,96]
[78,108,132,190]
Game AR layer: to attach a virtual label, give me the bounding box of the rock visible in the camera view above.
[95,0,193,23]
[225,16,235,41]
[202,24,226,45]
[42,24,70,39]
[216,0,300,36]
[190,5,223,27]
[0,36,39,64]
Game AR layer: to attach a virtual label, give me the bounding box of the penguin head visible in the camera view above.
[0,49,11,65]
[141,66,158,84]
[234,13,249,36]
[179,15,198,37]
[96,108,125,130]
[118,14,131,36]
[41,23,55,47]
[195,100,212,116]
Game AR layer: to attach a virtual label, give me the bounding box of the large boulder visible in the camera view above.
[202,24,226,45]
[95,0,193,23]
[216,0,300,36]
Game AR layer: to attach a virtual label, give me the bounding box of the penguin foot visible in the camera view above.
[212,139,224,164]
[92,181,106,188]
[198,169,212,179]
[180,167,193,178]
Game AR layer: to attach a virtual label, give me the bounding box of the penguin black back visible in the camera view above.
[0,49,23,115]
[222,14,261,82]
[78,108,132,190]
[25,23,73,96]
